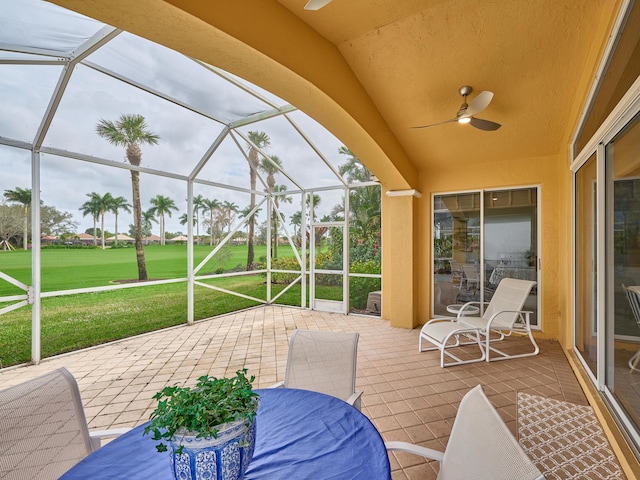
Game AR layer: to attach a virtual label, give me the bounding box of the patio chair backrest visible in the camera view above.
[623,285,640,329]
[0,367,93,480]
[461,263,479,280]
[483,278,536,329]
[284,329,359,403]
[439,385,543,480]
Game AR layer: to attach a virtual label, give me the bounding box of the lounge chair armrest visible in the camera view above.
[89,427,132,451]
[456,301,484,319]
[424,317,456,326]
[269,381,285,388]
[385,441,445,462]
[346,390,363,411]
[487,309,532,328]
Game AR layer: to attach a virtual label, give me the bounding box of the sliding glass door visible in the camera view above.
[574,109,640,448]
[575,153,598,377]
[433,187,539,324]
[606,112,640,438]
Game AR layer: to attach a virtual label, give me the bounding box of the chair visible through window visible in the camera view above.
[460,263,480,292]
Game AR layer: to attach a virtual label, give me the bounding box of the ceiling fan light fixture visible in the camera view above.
[304,0,332,10]
[412,85,501,131]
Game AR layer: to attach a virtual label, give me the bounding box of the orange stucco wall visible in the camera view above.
[417,153,572,345]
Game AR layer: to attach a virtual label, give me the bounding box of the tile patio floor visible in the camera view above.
[0,305,597,479]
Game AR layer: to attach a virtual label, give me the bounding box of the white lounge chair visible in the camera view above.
[270,329,363,410]
[386,385,544,480]
[420,278,538,365]
[622,284,640,372]
[0,367,130,480]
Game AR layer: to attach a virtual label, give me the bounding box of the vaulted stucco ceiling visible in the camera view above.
[51,0,621,186]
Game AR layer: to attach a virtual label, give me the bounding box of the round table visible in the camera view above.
[60,388,391,479]
[446,304,480,316]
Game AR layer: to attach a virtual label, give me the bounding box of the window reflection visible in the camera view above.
[433,189,538,324]
[608,112,640,434]
[575,153,597,376]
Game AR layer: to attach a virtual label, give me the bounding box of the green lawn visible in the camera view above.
[0,244,274,294]
[0,244,361,368]
[0,274,308,368]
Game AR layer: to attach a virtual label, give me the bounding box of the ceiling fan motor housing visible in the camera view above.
[459,85,473,97]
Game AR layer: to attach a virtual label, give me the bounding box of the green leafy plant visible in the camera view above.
[144,369,258,453]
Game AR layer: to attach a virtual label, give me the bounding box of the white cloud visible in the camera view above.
[0,0,359,237]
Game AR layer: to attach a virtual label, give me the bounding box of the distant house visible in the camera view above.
[40,235,57,244]
[144,234,161,244]
[107,234,134,243]
[76,233,95,244]
[168,235,188,243]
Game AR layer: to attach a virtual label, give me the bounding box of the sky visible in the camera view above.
[0,0,356,238]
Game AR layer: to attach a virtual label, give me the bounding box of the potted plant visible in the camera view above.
[144,369,259,480]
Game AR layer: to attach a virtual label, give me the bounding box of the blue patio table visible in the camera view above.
[60,388,391,479]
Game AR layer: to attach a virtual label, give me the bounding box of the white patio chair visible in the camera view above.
[270,329,363,410]
[420,278,538,365]
[622,284,640,372]
[386,385,544,480]
[460,263,480,291]
[0,367,130,480]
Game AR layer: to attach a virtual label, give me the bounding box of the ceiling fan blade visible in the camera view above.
[469,117,501,131]
[412,118,457,129]
[464,91,494,117]
[304,0,332,10]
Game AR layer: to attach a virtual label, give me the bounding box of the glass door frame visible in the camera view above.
[309,220,348,314]
[571,76,640,449]
[431,186,541,328]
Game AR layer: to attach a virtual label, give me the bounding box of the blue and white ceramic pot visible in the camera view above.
[169,418,257,480]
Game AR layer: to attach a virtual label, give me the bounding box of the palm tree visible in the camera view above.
[94,192,114,249]
[259,154,282,193]
[202,198,221,246]
[179,212,196,228]
[140,209,158,243]
[306,194,325,246]
[79,193,102,247]
[337,147,381,241]
[271,184,291,258]
[290,210,302,238]
[221,200,239,234]
[246,131,270,270]
[149,194,178,245]
[338,146,372,183]
[110,196,132,246]
[307,193,321,221]
[193,194,204,245]
[3,187,31,250]
[240,205,261,247]
[96,114,159,280]
[259,155,285,257]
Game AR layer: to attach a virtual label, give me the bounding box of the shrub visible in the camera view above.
[350,260,381,310]
[259,256,303,284]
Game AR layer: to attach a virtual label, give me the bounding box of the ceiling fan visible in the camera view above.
[304,0,333,10]
[413,86,502,131]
